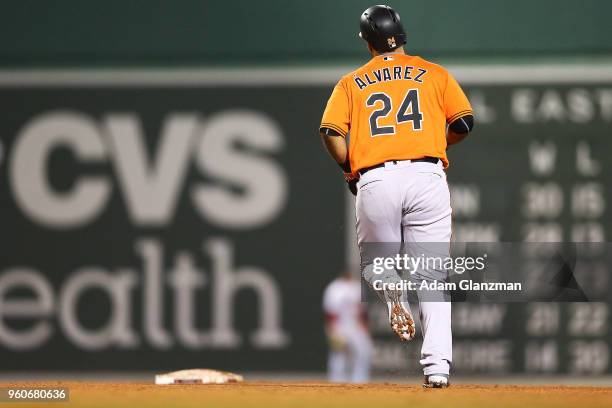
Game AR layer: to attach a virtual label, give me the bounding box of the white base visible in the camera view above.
[155,369,244,385]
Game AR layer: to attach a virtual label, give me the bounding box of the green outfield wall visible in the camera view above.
[1,0,611,67]
[0,67,611,374]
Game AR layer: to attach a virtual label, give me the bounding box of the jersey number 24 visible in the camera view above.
[366,89,423,136]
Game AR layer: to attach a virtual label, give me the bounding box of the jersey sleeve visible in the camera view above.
[320,78,350,137]
[443,71,473,124]
[322,284,339,314]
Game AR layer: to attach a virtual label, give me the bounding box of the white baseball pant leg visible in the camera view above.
[356,160,452,376]
[328,349,348,382]
[347,329,373,383]
[328,328,373,383]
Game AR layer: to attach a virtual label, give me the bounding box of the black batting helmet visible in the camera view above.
[359,5,406,53]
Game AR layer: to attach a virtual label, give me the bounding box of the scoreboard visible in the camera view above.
[362,73,612,375]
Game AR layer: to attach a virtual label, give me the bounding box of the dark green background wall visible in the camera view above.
[1,0,611,67]
[1,80,611,373]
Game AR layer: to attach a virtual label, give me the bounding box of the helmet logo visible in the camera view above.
[387,36,397,48]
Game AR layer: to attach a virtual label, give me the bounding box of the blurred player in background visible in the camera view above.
[323,271,373,383]
[319,5,474,388]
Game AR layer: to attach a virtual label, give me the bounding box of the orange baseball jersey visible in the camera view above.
[320,54,472,172]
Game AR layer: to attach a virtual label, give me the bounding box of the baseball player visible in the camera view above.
[319,5,474,388]
[323,271,373,383]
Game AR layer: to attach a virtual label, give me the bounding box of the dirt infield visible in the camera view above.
[1,381,611,408]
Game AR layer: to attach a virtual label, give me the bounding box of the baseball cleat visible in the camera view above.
[386,291,415,341]
[423,374,449,388]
